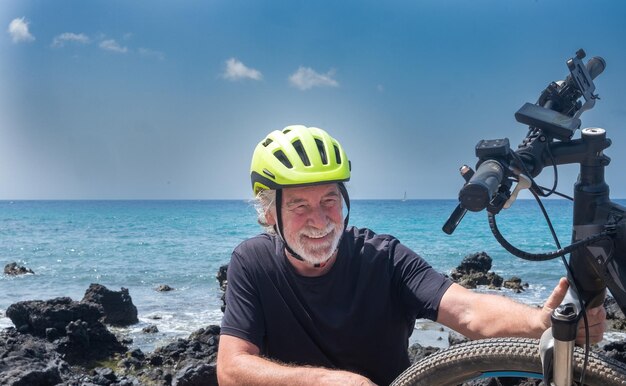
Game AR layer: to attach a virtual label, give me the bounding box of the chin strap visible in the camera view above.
[274,182,351,268]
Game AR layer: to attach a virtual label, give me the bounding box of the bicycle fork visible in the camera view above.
[539,288,581,386]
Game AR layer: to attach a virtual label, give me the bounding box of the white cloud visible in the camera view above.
[222,58,262,81]
[8,17,35,43]
[51,32,90,48]
[99,39,128,53]
[138,48,165,61]
[288,67,339,90]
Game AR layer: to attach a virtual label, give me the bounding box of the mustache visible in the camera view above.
[298,223,336,238]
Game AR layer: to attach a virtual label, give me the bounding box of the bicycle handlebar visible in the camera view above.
[585,56,606,80]
[460,160,505,212]
[444,49,626,317]
[454,51,606,214]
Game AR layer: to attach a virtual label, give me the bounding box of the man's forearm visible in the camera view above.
[438,283,548,340]
[459,293,547,339]
[438,279,606,344]
[217,351,376,386]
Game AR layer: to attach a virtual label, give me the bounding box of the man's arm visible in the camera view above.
[437,278,606,344]
[216,334,377,386]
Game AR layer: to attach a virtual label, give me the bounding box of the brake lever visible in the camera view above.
[442,165,475,235]
[503,174,531,209]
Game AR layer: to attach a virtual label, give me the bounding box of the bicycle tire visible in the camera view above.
[391,337,626,386]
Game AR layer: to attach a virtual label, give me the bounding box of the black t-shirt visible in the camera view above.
[221,226,452,385]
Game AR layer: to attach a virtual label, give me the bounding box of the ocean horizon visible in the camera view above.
[2,198,625,351]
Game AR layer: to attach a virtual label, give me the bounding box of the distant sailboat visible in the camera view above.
[402,191,407,202]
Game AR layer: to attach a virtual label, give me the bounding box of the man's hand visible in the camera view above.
[542,277,607,345]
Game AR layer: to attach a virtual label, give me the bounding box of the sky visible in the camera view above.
[1,0,626,200]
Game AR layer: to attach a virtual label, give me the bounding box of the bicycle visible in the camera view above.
[391,49,626,386]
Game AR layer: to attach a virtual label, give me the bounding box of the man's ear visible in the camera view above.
[266,208,277,226]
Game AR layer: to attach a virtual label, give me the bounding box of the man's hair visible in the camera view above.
[254,189,276,234]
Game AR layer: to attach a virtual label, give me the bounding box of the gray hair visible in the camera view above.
[254,189,276,234]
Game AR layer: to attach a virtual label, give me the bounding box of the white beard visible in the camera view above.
[286,221,343,265]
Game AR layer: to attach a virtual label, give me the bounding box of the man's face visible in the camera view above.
[273,183,344,265]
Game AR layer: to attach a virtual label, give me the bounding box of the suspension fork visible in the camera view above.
[539,288,580,386]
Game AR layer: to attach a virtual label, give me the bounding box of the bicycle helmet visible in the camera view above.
[250,125,352,267]
[250,125,350,195]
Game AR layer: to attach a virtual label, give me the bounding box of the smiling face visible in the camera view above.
[268,183,344,266]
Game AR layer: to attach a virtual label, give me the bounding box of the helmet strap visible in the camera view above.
[274,182,350,268]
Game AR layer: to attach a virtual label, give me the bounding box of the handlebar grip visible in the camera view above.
[459,160,504,212]
[587,56,606,80]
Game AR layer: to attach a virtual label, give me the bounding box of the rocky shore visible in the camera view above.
[2,256,626,386]
[1,281,220,386]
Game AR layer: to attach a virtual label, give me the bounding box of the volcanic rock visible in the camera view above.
[81,283,139,326]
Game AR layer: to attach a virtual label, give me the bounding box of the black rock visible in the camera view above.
[156,284,174,292]
[217,264,228,291]
[450,252,506,290]
[91,367,118,383]
[503,276,528,293]
[173,363,218,386]
[448,330,469,346]
[605,296,626,331]
[6,297,102,338]
[129,348,146,361]
[55,318,126,365]
[81,283,139,326]
[5,295,127,366]
[4,262,34,276]
[217,264,229,313]
[0,328,68,386]
[457,252,492,273]
[140,325,221,385]
[143,324,159,333]
[602,340,626,365]
[407,343,441,364]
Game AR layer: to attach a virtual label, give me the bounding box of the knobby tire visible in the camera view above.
[391,337,626,386]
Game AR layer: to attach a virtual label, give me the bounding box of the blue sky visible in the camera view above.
[1,0,626,199]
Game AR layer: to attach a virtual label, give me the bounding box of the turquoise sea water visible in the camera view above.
[1,199,624,351]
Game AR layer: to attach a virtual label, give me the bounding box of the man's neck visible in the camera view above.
[285,252,337,277]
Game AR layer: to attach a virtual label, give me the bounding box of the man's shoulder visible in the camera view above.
[346,225,399,242]
[234,233,277,255]
[344,226,400,252]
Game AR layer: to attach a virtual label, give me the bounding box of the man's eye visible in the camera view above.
[292,205,308,213]
[323,199,338,207]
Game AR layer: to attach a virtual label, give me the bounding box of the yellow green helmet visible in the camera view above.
[250,125,351,195]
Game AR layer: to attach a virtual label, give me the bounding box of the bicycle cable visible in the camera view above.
[487,213,611,261]
[529,188,591,385]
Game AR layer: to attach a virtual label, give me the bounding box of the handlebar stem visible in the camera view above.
[569,129,613,308]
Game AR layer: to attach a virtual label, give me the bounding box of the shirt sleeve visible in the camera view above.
[220,249,266,350]
[391,239,453,321]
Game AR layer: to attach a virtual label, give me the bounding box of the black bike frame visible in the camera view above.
[565,131,626,313]
[519,126,626,313]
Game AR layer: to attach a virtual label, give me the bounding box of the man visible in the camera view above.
[217,125,606,386]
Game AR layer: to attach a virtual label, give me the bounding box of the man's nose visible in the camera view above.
[307,206,328,227]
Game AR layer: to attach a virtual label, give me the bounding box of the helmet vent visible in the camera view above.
[273,150,293,169]
[315,139,328,164]
[262,168,275,179]
[262,138,273,147]
[334,145,342,164]
[292,140,311,166]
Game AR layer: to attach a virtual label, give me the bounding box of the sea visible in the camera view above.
[1,199,625,352]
